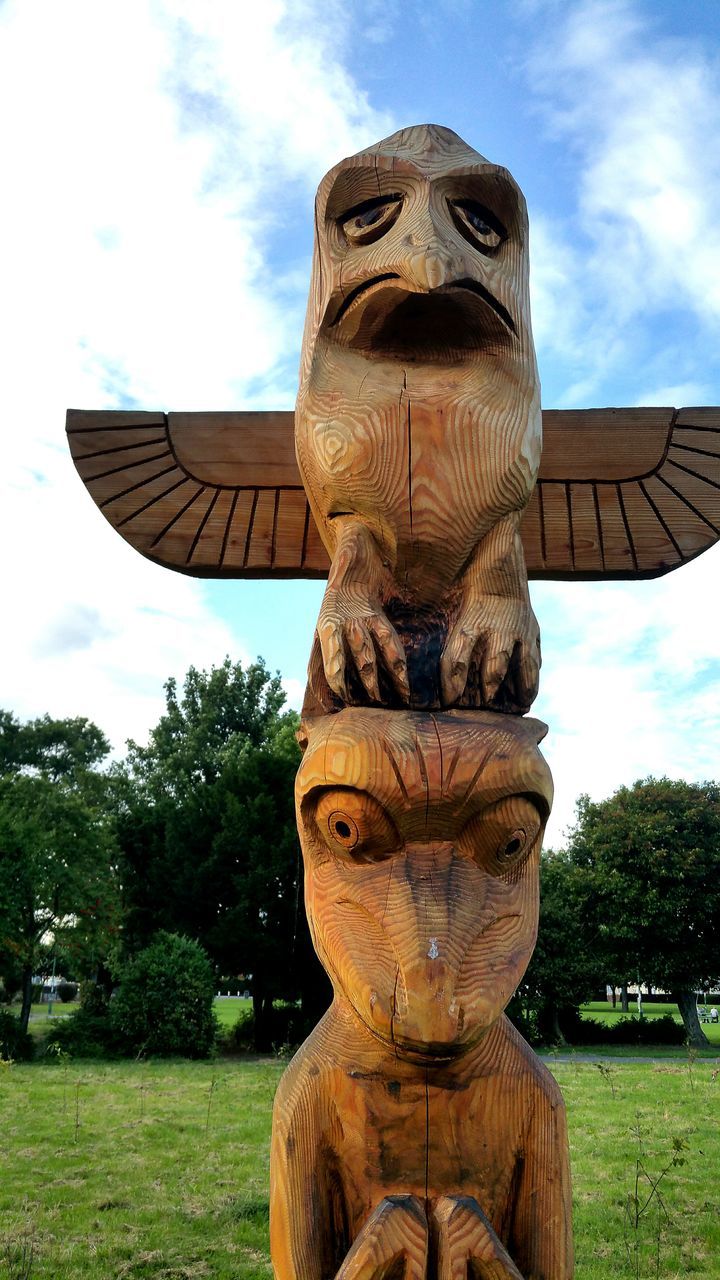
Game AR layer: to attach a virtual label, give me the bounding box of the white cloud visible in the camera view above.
[533,552,720,846]
[0,0,393,749]
[526,0,720,402]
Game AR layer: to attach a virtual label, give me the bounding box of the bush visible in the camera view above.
[218,1001,315,1055]
[0,1009,34,1061]
[56,981,78,1003]
[45,1005,123,1059]
[568,1012,686,1046]
[111,932,217,1059]
[80,980,111,1014]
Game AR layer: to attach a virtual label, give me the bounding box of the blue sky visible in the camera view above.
[2,0,719,844]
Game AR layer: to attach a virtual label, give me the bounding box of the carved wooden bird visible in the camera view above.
[295,124,542,714]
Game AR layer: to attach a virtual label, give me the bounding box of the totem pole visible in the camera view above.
[67,125,720,1280]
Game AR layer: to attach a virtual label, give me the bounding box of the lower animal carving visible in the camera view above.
[270,709,573,1280]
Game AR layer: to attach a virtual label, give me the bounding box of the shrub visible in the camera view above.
[56,981,78,1003]
[0,1010,34,1062]
[567,1012,686,1046]
[111,932,217,1058]
[80,980,111,1014]
[45,1005,122,1059]
[218,1002,315,1055]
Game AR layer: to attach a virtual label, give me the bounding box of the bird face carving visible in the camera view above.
[297,709,552,1060]
[295,125,543,715]
[300,122,535,370]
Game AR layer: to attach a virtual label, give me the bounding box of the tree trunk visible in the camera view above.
[674,988,709,1048]
[550,1003,566,1046]
[252,988,265,1052]
[620,984,629,1013]
[19,966,34,1035]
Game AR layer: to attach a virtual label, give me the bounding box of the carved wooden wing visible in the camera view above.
[67,406,720,580]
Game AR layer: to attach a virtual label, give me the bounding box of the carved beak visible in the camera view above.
[384,846,525,1059]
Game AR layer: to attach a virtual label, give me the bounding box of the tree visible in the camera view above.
[113,659,330,1048]
[0,712,119,1033]
[111,932,216,1058]
[566,778,720,1046]
[516,848,606,1043]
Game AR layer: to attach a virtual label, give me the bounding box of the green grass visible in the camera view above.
[1,1054,719,1278]
[212,997,252,1029]
[555,1055,720,1277]
[25,1003,77,1042]
[22,997,252,1042]
[0,1057,278,1279]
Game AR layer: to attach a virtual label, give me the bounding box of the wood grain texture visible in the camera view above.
[270,708,572,1280]
[295,124,542,712]
[67,405,720,583]
[65,409,327,578]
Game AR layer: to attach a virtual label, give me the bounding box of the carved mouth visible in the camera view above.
[330,272,402,328]
[440,279,516,336]
[326,274,516,359]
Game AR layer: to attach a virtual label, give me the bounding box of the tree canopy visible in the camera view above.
[565,777,720,1045]
[517,848,606,1043]
[113,658,330,1048]
[0,712,118,1032]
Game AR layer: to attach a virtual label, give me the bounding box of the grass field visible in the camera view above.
[1,1052,719,1279]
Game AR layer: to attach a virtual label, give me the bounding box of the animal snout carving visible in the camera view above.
[296,707,551,1059]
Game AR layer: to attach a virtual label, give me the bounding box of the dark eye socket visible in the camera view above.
[498,829,527,863]
[340,194,403,245]
[449,199,506,254]
[312,788,398,862]
[458,796,542,874]
[355,206,386,229]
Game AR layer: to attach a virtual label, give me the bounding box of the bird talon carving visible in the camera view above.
[296,125,542,715]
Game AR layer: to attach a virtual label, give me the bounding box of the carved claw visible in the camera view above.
[316,520,411,706]
[440,596,540,712]
[432,1196,525,1280]
[335,1195,428,1280]
[318,591,410,705]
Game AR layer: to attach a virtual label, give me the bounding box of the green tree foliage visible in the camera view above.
[113,659,330,1049]
[515,848,606,1043]
[566,777,720,1047]
[0,712,119,1033]
[110,931,216,1058]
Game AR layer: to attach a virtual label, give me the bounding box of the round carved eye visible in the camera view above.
[341,195,403,246]
[328,811,360,849]
[498,828,528,864]
[448,199,506,255]
[458,796,542,874]
[313,788,398,862]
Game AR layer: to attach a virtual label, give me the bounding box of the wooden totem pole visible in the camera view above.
[67,124,720,1280]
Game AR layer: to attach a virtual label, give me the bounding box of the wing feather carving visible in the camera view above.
[67,406,720,581]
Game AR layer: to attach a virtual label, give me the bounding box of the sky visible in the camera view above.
[2,0,719,846]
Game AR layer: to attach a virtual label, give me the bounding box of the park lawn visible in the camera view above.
[1,1053,719,1279]
[212,997,252,1029]
[25,1003,78,1042]
[24,997,252,1040]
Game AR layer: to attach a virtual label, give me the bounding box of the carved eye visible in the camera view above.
[341,195,403,246]
[458,796,542,874]
[448,200,506,255]
[313,788,399,862]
